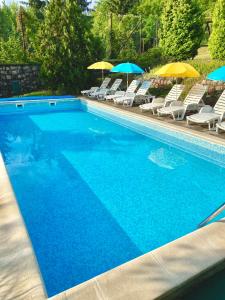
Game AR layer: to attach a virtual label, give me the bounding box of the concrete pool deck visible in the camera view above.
[1,97,225,300]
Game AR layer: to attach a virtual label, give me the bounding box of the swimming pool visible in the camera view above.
[0,98,225,297]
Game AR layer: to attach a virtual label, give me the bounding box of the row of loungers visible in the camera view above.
[140,84,225,133]
[81,78,153,106]
[81,79,225,134]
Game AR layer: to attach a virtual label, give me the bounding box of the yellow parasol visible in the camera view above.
[154,62,200,78]
[88,61,114,81]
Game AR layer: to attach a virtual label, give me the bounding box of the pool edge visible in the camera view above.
[80,97,225,148]
[0,152,46,300]
[50,220,225,300]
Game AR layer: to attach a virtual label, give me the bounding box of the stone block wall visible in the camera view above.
[0,64,40,97]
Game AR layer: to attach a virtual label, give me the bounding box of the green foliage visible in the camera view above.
[160,0,204,61]
[105,0,138,15]
[148,86,172,98]
[208,0,225,59]
[20,90,60,96]
[0,35,27,63]
[37,0,100,93]
[137,0,163,47]
[186,58,225,74]
[92,0,141,58]
[0,2,17,40]
[197,0,217,17]
[135,47,167,70]
[29,0,47,10]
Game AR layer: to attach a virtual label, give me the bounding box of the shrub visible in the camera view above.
[135,47,168,71]
[0,36,27,63]
[186,59,225,76]
[208,0,225,59]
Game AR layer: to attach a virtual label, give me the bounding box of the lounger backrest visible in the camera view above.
[100,77,111,89]
[127,80,140,93]
[214,90,225,115]
[183,84,207,107]
[136,81,151,95]
[165,84,184,104]
[97,88,108,94]
[110,79,122,91]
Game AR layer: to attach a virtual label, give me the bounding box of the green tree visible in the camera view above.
[37,0,99,92]
[0,2,17,40]
[137,0,163,48]
[29,0,47,10]
[0,2,28,63]
[160,0,203,60]
[105,0,137,15]
[92,0,141,58]
[208,0,225,59]
[0,36,26,63]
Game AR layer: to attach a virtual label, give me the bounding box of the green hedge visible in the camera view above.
[186,59,225,76]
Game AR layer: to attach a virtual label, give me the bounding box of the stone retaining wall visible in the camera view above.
[0,64,40,97]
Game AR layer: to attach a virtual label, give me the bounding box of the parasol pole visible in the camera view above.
[127,73,129,89]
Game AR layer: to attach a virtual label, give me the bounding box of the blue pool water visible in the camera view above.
[1,100,225,297]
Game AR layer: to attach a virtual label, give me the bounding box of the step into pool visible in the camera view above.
[0,99,225,297]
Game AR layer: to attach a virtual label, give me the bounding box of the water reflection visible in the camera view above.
[148,147,187,170]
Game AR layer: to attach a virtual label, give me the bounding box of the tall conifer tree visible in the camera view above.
[208,0,225,59]
[38,0,95,92]
[160,0,203,60]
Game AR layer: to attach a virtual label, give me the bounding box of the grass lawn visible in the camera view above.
[19,90,62,97]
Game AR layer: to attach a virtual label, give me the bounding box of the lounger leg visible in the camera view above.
[208,120,216,131]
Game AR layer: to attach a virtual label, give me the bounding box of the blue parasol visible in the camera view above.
[111,62,144,88]
[207,66,225,81]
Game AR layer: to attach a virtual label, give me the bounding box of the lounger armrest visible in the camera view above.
[199,105,213,113]
[170,101,183,107]
[126,92,136,98]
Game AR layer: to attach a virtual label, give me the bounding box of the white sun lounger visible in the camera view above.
[113,80,141,104]
[157,84,207,120]
[105,80,140,101]
[81,86,99,96]
[120,81,152,107]
[139,84,184,114]
[81,77,111,96]
[216,121,225,133]
[187,90,225,130]
[96,79,123,100]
